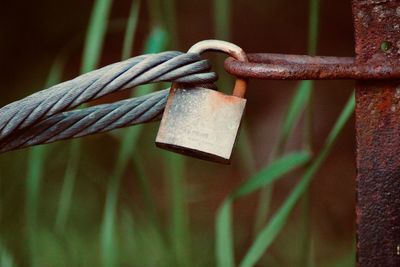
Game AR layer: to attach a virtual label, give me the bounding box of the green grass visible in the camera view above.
[213,0,231,40]
[163,0,178,48]
[213,0,257,178]
[26,60,64,267]
[81,0,113,74]
[54,141,79,231]
[99,3,166,267]
[240,92,355,267]
[0,1,357,266]
[121,0,141,60]
[254,81,313,233]
[164,153,190,266]
[253,0,320,237]
[58,0,113,233]
[143,2,192,265]
[216,152,311,267]
[0,242,15,267]
[100,1,181,263]
[59,0,113,265]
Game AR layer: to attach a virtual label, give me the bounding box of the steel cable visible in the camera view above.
[0,90,168,152]
[0,52,217,153]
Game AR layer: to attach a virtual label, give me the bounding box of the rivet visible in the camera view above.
[380,41,392,52]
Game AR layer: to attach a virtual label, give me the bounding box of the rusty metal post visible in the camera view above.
[353,0,400,266]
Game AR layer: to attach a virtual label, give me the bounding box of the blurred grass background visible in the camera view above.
[0,0,356,266]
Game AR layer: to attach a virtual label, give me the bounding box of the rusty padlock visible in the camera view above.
[156,40,248,164]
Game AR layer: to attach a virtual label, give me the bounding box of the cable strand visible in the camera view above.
[0,52,214,142]
[0,52,217,153]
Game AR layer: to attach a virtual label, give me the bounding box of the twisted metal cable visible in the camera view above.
[0,51,217,142]
[0,90,168,153]
[0,81,217,153]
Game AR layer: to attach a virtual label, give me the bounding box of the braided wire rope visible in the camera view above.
[0,52,218,153]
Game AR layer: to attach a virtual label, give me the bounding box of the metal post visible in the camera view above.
[353,0,400,266]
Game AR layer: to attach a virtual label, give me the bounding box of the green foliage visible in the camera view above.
[216,152,311,267]
[233,152,311,198]
[216,200,234,267]
[26,59,64,266]
[0,1,356,266]
[280,81,313,148]
[330,242,356,267]
[254,80,313,234]
[81,0,113,73]
[55,141,79,231]
[254,0,320,240]
[0,242,15,267]
[121,0,141,60]
[308,0,320,56]
[100,5,172,266]
[100,2,158,266]
[213,0,231,40]
[240,92,355,267]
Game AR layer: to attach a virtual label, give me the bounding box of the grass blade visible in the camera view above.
[164,153,190,266]
[254,0,320,236]
[56,0,113,234]
[148,0,163,27]
[240,92,355,267]
[280,81,313,149]
[26,146,46,267]
[302,0,320,150]
[330,240,356,267]
[233,151,311,198]
[213,0,256,178]
[254,81,312,233]
[142,27,187,256]
[131,153,159,227]
[213,0,230,40]
[216,199,234,267]
[26,59,64,267]
[101,26,168,267]
[289,2,321,264]
[146,9,190,265]
[308,0,320,56]
[0,242,15,267]
[142,4,190,264]
[151,15,191,266]
[50,0,113,265]
[142,27,169,54]
[216,151,311,267]
[236,124,257,174]
[54,141,80,230]
[163,0,178,48]
[81,0,113,73]
[121,0,141,60]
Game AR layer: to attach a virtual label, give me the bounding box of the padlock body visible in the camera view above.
[156,86,246,164]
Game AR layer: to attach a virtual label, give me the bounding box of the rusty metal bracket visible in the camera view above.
[224,53,400,80]
[353,0,400,266]
[224,1,400,266]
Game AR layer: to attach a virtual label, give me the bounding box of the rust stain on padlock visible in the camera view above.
[156,84,246,164]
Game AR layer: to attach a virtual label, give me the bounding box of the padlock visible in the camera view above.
[156,40,248,164]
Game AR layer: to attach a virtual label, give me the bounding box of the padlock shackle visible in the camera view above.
[188,40,248,98]
[188,40,248,62]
